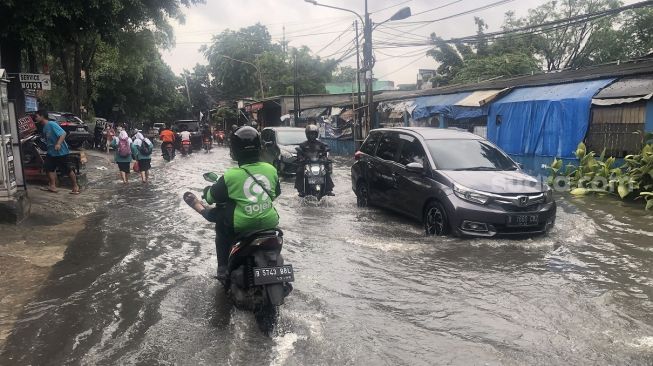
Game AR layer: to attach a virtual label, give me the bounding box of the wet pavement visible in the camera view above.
[1,147,652,365]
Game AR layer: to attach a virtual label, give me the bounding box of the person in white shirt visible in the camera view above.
[180,129,191,142]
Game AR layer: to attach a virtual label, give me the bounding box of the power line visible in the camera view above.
[409,0,463,17]
[370,0,413,14]
[315,24,355,55]
[376,53,427,79]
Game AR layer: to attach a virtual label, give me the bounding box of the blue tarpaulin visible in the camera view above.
[412,92,472,120]
[487,79,615,158]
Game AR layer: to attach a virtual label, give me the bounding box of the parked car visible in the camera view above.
[261,127,307,175]
[48,112,94,149]
[351,127,556,237]
[172,120,201,149]
[153,122,166,135]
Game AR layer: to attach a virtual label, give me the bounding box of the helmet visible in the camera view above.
[231,126,261,164]
[305,124,319,142]
[231,124,239,133]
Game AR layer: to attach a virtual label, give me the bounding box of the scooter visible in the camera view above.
[215,130,225,146]
[162,141,175,161]
[185,173,294,313]
[180,140,192,156]
[297,148,329,200]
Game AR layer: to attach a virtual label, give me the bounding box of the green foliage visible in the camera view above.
[548,138,653,210]
[332,66,358,83]
[203,24,337,99]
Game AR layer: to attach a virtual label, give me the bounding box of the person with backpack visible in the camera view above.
[132,132,153,184]
[111,130,134,183]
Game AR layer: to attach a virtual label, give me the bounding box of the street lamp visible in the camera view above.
[304,0,411,142]
[221,55,265,99]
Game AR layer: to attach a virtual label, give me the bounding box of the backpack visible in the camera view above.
[118,137,131,157]
[138,139,152,155]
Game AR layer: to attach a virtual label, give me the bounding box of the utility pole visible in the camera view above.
[354,20,362,148]
[363,0,374,138]
[293,52,300,125]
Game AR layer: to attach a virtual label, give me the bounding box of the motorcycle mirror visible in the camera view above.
[203,172,219,183]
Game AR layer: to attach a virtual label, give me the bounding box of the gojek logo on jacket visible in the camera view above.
[243,174,272,214]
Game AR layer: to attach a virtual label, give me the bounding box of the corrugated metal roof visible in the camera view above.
[454,89,508,107]
[374,58,653,103]
[594,76,653,98]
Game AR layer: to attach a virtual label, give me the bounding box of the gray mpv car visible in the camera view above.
[351,127,556,237]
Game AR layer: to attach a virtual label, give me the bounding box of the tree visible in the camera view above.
[203,24,338,99]
[203,24,274,99]
[180,64,216,117]
[332,66,358,83]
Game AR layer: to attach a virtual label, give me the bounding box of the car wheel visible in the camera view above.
[424,201,450,236]
[356,181,370,208]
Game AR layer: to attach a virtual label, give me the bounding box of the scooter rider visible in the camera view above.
[159,125,176,154]
[184,126,281,280]
[294,124,335,197]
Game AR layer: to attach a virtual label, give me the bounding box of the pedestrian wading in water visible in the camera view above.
[111,130,134,183]
[132,132,153,184]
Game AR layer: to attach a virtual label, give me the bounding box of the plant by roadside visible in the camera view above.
[548,133,653,210]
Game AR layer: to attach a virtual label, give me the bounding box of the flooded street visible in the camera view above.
[1,147,652,366]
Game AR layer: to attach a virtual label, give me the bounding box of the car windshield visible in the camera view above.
[276,130,306,145]
[426,139,518,171]
[174,122,199,132]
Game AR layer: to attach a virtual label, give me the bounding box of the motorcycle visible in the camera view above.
[162,141,175,161]
[296,148,329,200]
[215,130,225,146]
[202,136,212,152]
[193,172,294,313]
[180,140,192,156]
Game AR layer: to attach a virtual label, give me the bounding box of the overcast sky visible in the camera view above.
[162,0,637,86]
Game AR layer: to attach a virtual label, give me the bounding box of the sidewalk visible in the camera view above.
[0,149,114,349]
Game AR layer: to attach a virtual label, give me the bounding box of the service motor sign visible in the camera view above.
[19,73,51,90]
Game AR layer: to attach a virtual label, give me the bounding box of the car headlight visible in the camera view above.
[453,184,490,205]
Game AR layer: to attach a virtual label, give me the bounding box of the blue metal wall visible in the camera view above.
[323,138,356,156]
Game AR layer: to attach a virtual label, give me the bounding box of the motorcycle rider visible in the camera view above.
[184,126,281,280]
[159,125,176,155]
[294,124,334,197]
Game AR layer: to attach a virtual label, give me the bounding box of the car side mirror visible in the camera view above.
[406,162,424,173]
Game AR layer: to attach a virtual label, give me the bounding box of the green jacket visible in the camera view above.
[208,162,280,233]
[132,139,153,160]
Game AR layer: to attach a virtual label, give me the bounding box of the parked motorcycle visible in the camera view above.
[162,141,175,161]
[192,172,294,313]
[296,147,329,200]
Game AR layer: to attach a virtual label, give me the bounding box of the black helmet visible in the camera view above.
[305,124,319,142]
[231,126,261,164]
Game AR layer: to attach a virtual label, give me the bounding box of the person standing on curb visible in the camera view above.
[34,110,81,194]
[111,130,133,184]
[132,132,153,184]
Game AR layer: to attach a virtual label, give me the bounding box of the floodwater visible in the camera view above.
[1,147,652,365]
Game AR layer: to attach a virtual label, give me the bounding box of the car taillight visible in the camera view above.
[60,122,71,126]
[354,151,363,161]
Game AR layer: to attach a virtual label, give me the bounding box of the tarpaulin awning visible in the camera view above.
[592,93,653,106]
[487,79,615,158]
[412,92,471,120]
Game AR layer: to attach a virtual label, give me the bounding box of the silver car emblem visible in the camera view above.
[517,196,529,206]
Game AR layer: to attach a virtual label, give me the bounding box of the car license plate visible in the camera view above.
[507,214,539,227]
[253,265,294,285]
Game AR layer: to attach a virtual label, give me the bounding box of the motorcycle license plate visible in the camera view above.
[307,177,324,185]
[253,265,294,285]
[77,127,85,132]
[507,214,539,227]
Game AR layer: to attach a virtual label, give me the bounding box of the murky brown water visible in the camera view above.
[1,147,652,365]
